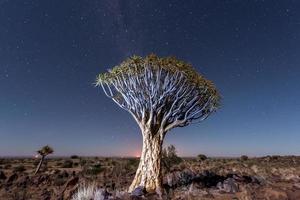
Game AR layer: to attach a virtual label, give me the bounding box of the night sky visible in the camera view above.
[1,0,300,157]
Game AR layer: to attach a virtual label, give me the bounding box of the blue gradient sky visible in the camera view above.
[0,0,299,157]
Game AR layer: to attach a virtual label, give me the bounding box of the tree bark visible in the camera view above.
[129,128,165,194]
[34,156,44,175]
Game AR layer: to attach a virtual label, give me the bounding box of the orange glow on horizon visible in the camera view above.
[134,151,141,158]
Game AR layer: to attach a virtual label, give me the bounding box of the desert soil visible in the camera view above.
[0,156,300,200]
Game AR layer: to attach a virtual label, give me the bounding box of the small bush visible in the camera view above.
[197,154,207,162]
[70,155,79,159]
[162,145,183,172]
[4,164,11,169]
[61,160,73,168]
[13,165,26,173]
[241,155,249,161]
[264,155,280,162]
[271,155,280,160]
[84,164,103,175]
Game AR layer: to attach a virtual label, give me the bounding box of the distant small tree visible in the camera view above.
[162,145,182,171]
[197,154,207,162]
[34,145,53,175]
[96,54,220,193]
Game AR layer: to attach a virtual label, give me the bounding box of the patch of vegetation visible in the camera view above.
[126,158,139,169]
[241,155,249,161]
[197,154,208,162]
[70,155,79,159]
[162,145,183,172]
[61,160,73,168]
[13,165,26,173]
[84,163,103,175]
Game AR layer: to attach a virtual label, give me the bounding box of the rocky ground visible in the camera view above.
[0,156,300,200]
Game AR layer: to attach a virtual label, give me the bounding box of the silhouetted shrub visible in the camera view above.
[84,164,102,175]
[71,155,79,159]
[241,155,249,161]
[162,145,183,171]
[271,155,280,160]
[264,155,280,162]
[197,154,208,162]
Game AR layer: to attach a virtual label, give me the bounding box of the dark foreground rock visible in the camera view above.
[217,178,239,193]
[131,186,146,197]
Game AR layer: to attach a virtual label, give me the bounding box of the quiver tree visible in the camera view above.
[34,145,53,175]
[96,54,220,193]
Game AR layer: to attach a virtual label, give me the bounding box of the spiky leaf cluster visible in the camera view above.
[96,54,220,132]
[37,145,54,157]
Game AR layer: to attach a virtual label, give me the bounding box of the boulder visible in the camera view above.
[101,189,112,200]
[116,191,131,199]
[165,169,196,187]
[131,186,146,197]
[217,178,239,193]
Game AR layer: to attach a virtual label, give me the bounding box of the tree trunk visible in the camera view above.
[129,128,165,194]
[34,156,44,175]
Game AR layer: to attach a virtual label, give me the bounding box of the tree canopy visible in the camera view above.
[37,145,54,157]
[96,54,220,133]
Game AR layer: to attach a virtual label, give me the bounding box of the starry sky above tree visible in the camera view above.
[0,0,299,157]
